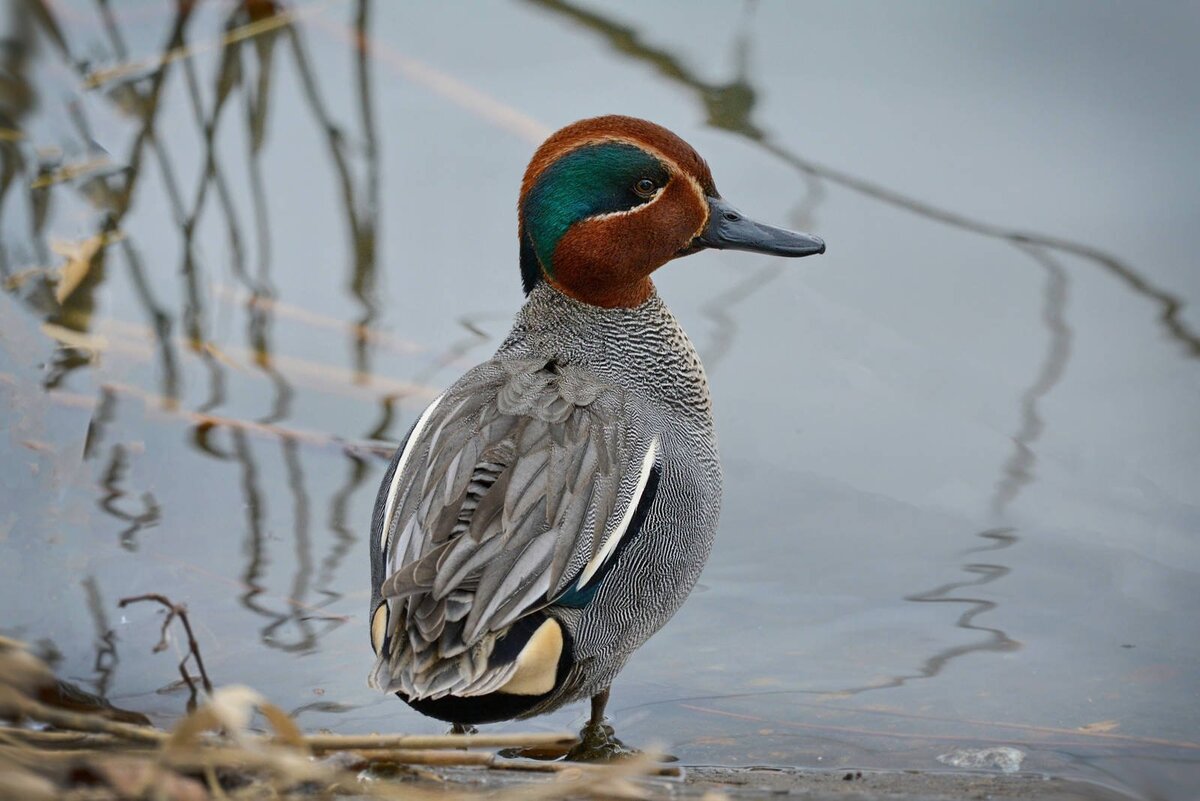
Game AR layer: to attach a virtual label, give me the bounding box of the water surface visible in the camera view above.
[2,2,1197,798]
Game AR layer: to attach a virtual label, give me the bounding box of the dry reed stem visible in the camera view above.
[0,691,166,745]
[303,731,577,751]
[0,730,141,751]
[320,750,674,776]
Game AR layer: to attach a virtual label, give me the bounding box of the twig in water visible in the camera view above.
[117,594,214,707]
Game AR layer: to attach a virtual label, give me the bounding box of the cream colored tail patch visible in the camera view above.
[496,618,563,696]
[370,603,388,655]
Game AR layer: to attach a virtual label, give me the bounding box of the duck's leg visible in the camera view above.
[565,688,639,762]
[588,688,610,728]
[449,722,477,735]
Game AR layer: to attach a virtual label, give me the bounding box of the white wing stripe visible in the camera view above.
[577,436,659,586]
[380,393,445,551]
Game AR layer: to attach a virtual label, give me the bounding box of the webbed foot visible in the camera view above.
[564,717,639,762]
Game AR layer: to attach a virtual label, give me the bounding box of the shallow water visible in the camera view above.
[2,1,1197,798]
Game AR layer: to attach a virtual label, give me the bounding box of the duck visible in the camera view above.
[368,115,825,758]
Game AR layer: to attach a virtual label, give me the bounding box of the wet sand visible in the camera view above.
[684,766,1134,800]
[392,763,1136,800]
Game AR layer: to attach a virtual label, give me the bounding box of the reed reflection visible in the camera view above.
[0,0,53,275]
[528,0,1200,360]
[992,246,1073,515]
[81,575,118,699]
[97,442,162,552]
[320,393,397,601]
[855,529,1021,694]
[0,0,393,658]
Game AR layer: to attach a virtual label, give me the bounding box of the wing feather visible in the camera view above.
[370,359,660,700]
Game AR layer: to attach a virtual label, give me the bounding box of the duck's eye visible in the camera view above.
[634,177,658,198]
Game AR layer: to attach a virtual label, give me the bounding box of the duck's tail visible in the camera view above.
[369,607,566,703]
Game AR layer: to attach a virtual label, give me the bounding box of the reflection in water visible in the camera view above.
[322,450,368,599]
[410,314,504,391]
[97,442,162,552]
[700,263,782,374]
[1,0,387,659]
[809,528,1022,697]
[83,386,117,459]
[272,0,386,384]
[221,425,346,654]
[882,530,1021,689]
[290,699,359,719]
[0,0,52,279]
[2,0,1094,687]
[992,245,1072,515]
[118,237,181,407]
[232,428,268,628]
[88,391,163,552]
[177,30,250,414]
[266,436,317,652]
[347,0,381,382]
[700,202,820,374]
[81,576,118,699]
[760,141,1200,356]
[527,0,767,139]
[319,393,394,599]
[188,1,295,423]
[231,425,326,654]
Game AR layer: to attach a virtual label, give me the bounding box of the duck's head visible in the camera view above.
[518,115,826,308]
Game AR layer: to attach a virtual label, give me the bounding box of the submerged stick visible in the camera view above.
[0,730,141,750]
[0,692,166,745]
[337,749,682,776]
[495,757,683,777]
[303,731,577,751]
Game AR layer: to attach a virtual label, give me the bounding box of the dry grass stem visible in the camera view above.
[303,731,577,751]
[0,692,166,745]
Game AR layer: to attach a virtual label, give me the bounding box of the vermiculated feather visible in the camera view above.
[366,281,723,711]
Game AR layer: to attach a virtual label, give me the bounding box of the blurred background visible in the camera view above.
[1,1,1197,798]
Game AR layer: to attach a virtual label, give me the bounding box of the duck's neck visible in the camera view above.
[498,283,712,421]
[504,281,669,350]
[546,274,654,309]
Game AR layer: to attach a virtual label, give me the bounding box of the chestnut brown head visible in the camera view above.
[518,115,825,308]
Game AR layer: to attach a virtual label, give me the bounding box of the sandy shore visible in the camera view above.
[680,766,1135,800]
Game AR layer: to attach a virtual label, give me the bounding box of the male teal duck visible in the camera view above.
[369,115,825,756]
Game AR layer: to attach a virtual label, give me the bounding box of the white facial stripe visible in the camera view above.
[380,392,445,551]
[588,186,666,222]
[578,436,660,586]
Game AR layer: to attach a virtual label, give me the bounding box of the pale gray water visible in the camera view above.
[2,2,1197,798]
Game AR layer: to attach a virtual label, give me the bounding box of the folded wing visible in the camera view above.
[370,358,655,700]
